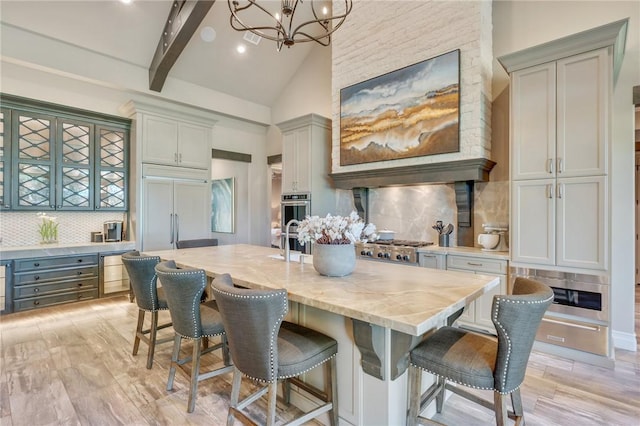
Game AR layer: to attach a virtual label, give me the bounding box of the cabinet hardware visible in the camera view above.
[34,288,39,293]
[77,259,82,263]
[542,317,600,331]
[77,271,82,275]
[178,153,182,163]
[34,275,40,280]
[34,263,40,267]
[34,301,40,306]
[546,334,565,343]
[557,183,563,199]
[175,214,180,242]
[547,184,554,199]
[548,158,554,174]
[169,213,174,244]
[467,262,483,266]
[174,153,178,163]
[557,158,563,173]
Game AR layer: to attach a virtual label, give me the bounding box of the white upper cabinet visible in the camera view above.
[500,17,628,274]
[282,126,312,193]
[556,49,608,178]
[511,62,556,181]
[141,113,211,170]
[511,49,608,181]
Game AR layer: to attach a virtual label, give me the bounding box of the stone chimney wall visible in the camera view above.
[331,0,493,174]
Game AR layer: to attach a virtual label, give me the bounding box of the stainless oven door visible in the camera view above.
[281,193,311,254]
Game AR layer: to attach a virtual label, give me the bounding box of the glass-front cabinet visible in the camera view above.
[0,94,129,211]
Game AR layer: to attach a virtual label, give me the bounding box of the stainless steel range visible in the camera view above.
[355,240,434,265]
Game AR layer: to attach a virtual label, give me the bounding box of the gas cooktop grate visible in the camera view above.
[372,240,434,247]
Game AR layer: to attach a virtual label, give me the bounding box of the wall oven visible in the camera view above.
[511,268,610,356]
[281,193,311,254]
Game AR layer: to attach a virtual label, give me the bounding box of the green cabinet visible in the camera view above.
[0,94,129,211]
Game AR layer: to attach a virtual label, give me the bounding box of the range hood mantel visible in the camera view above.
[329,158,495,189]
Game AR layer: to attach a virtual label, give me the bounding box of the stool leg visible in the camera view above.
[435,376,446,413]
[167,334,181,391]
[328,356,339,426]
[227,367,242,426]
[187,337,202,413]
[266,381,278,426]
[133,309,145,356]
[511,389,525,423]
[407,364,422,426]
[146,310,158,369]
[494,391,508,426]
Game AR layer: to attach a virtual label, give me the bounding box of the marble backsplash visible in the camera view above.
[335,181,509,247]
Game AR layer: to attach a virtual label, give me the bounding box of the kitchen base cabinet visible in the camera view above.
[0,262,8,313]
[12,254,99,312]
[446,255,508,335]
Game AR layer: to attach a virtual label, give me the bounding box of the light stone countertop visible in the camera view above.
[144,244,500,336]
[417,245,509,260]
[0,241,136,260]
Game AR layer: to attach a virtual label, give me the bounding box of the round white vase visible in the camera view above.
[312,243,356,277]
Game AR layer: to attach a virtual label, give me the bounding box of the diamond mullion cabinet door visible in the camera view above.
[0,108,12,210]
[556,49,609,178]
[11,110,57,211]
[95,125,128,211]
[556,176,607,270]
[510,61,556,181]
[57,118,94,210]
[511,179,556,266]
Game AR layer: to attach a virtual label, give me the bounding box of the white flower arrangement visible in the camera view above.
[297,211,377,245]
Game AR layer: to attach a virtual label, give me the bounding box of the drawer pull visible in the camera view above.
[77,283,83,287]
[34,275,40,281]
[34,262,40,267]
[546,335,565,343]
[34,288,40,293]
[467,262,483,267]
[77,259,83,263]
[34,301,40,306]
[542,317,600,331]
[77,271,82,275]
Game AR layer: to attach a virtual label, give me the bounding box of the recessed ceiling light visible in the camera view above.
[120,0,132,4]
[236,44,246,54]
[200,26,216,42]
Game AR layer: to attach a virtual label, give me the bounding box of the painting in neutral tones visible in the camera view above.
[340,49,460,166]
[211,178,234,233]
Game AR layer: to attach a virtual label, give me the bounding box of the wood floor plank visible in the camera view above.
[0,294,638,425]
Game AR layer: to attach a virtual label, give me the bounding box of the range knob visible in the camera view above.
[366,251,373,257]
[360,250,367,255]
[403,255,410,261]
[384,252,391,259]
[396,254,402,260]
[378,252,384,258]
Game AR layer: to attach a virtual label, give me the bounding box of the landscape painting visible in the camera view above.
[340,49,460,166]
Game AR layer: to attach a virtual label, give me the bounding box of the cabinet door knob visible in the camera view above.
[34,275,40,281]
[34,301,40,306]
[34,288,40,293]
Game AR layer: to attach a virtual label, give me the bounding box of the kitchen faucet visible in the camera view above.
[284,219,300,262]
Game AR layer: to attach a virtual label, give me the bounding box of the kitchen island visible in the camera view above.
[145,244,500,425]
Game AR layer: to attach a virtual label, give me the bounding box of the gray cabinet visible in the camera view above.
[0,94,129,211]
[12,254,99,312]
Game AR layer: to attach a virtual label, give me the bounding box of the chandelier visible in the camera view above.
[228,0,353,51]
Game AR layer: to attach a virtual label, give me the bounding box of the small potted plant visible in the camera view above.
[297,211,377,276]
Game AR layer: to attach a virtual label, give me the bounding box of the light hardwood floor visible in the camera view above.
[1,292,638,426]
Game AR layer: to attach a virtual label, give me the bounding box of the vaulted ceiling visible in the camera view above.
[0,0,317,107]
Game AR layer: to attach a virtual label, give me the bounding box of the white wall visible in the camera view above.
[492,0,640,350]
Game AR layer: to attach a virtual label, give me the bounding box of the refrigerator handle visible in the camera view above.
[175,214,179,244]
[169,213,174,244]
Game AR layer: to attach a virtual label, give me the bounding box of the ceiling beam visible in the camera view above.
[149,0,215,92]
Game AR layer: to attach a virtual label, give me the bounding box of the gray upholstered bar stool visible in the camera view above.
[407,277,553,426]
[154,260,233,413]
[211,273,339,426]
[121,251,173,369]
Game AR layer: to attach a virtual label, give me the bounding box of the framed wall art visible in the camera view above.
[340,49,460,166]
[211,177,235,233]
